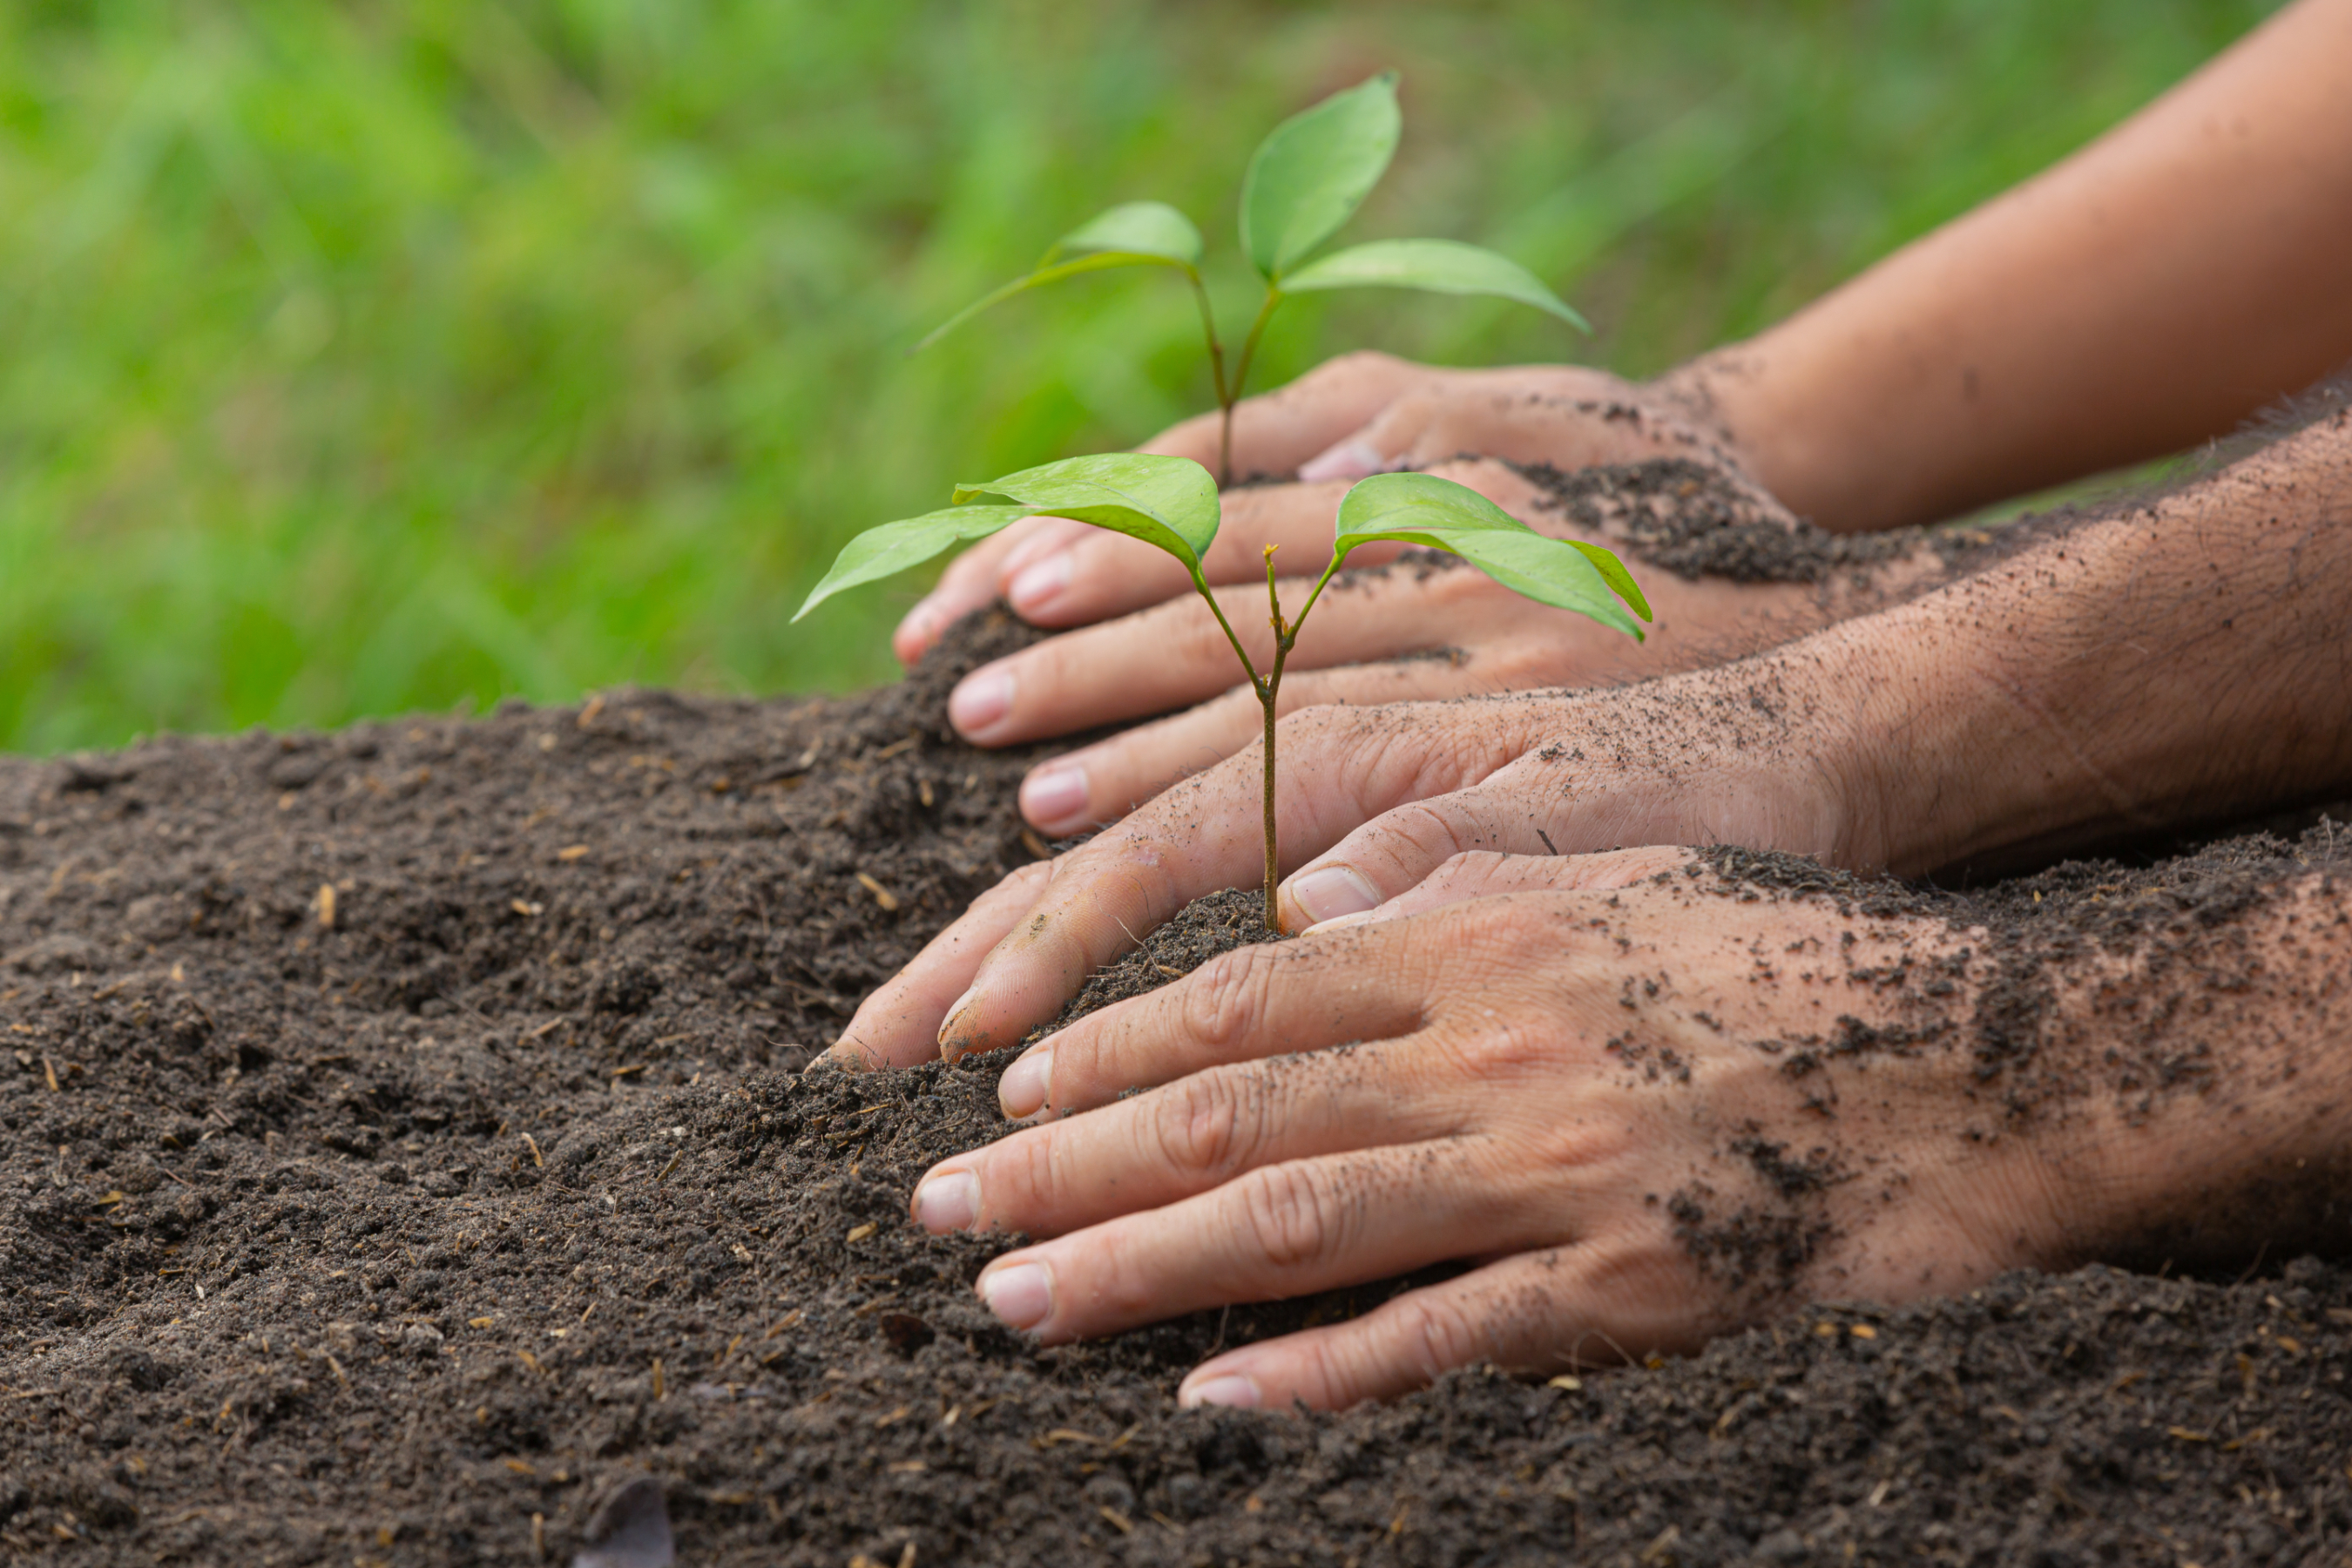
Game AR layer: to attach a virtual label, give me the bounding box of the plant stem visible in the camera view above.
[1190,542,1348,933]
[1220,286,1283,490]
[1186,271,1234,486]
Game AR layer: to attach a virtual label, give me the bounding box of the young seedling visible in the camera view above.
[794,454,1650,930]
[916,71,1588,485]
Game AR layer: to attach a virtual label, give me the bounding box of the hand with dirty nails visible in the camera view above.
[904,855,2352,1410]
[938,456,1954,839]
[830,407,2352,1071]
[897,0,2352,767]
[889,353,1723,668]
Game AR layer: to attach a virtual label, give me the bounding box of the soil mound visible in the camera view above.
[5,613,2352,1565]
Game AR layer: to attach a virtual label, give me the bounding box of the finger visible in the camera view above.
[1140,350,1429,476]
[965,1136,1551,1346]
[1013,659,1516,835]
[1000,480,1383,627]
[825,860,1055,1069]
[913,1010,1443,1238]
[938,701,1542,1056]
[1304,848,1697,934]
[999,909,1440,1118]
[1176,1241,1710,1411]
[892,515,1090,664]
[949,563,1456,751]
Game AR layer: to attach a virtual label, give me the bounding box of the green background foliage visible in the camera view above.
[0,0,2277,754]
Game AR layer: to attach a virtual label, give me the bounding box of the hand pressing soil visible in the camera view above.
[3,613,2352,1565]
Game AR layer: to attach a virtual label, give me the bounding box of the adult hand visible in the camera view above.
[902,855,2088,1409]
[953,456,1936,836]
[889,352,1747,666]
[901,849,2351,1410]
[831,632,1904,1070]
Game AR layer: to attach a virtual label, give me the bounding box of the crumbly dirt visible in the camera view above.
[8,614,2352,1566]
[1515,456,2011,584]
[1029,887,1287,1045]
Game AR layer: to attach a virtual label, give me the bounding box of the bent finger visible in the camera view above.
[998,912,1438,1118]
[969,1136,1549,1346]
[1304,848,1698,934]
[1176,1239,1712,1411]
[951,564,1464,753]
[916,1024,1450,1238]
[827,860,1056,1069]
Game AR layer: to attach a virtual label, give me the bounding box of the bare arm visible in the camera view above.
[841,395,2352,1067]
[1696,0,2352,531]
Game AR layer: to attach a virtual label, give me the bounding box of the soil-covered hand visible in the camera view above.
[889,351,1743,666]
[839,402,2352,1071]
[832,645,1893,1069]
[952,458,1894,836]
[901,854,2352,1409]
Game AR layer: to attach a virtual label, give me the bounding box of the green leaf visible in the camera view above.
[791,505,1033,623]
[1277,238,1590,331]
[1049,200,1203,267]
[1332,472,1649,639]
[1239,71,1401,281]
[913,248,1190,353]
[953,452,1220,573]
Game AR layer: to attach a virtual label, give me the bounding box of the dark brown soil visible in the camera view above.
[8,613,2352,1567]
[1515,457,2009,584]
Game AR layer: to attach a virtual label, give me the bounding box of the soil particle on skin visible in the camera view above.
[8,614,2352,1565]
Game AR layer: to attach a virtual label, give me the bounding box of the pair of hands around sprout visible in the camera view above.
[830,0,2352,1412]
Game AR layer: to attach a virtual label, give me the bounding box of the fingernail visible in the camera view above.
[1007,552,1073,615]
[937,984,978,1050]
[979,1261,1052,1331]
[1179,1373,1261,1409]
[912,1170,978,1232]
[997,1047,1052,1118]
[1287,863,1381,926]
[1019,765,1088,828]
[949,668,1014,734]
[1298,438,1387,483]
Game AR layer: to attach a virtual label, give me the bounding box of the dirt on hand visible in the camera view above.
[6,611,2352,1566]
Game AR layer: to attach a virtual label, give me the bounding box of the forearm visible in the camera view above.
[1853,407,2352,874]
[1674,0,2352,532]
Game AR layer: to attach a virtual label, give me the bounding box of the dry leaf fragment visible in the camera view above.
[558,845,590,862]
[845,1221,879,1244]
[855,872,899,912]
[315,883,336,928]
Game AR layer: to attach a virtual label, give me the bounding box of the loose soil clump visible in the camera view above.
[6,613,2352,1566]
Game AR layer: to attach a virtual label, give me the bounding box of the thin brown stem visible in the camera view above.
[1221,286,1284,490]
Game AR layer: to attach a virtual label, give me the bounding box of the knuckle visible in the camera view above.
[1176,946,1280,1053]
[1233,1160,1343,1272]
[1152,1066,1271,1182]
[1385,1290,1484,1383]
[985,1126,1067,1221]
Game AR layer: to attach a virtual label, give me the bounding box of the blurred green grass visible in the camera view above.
[0,0,2276,754]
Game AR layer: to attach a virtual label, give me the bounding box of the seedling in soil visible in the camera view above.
[795,454,1650,929]
[914,71,1588,485]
